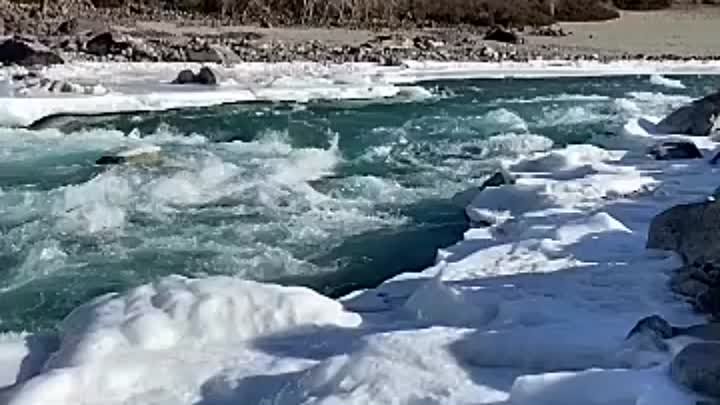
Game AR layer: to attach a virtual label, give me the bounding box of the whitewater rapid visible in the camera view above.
[1,63,719,405]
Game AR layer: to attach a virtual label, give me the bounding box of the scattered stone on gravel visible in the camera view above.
[530,25,571,37]
[484,26,523,44]
[56,18,80,36]
[186,43,240,64]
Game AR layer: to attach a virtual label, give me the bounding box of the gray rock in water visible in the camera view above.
[671,342,720,398]
[647,200,720,264]
[655,91,720,136]
[648,141,703,160]
[0,38,64,66]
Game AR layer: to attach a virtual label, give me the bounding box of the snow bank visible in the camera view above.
[466,146,656,226]
[52,276,361,366]
[5,276,361,405]
[510,367,696,405]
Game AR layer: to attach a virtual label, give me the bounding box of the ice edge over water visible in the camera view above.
[3,59,720,126]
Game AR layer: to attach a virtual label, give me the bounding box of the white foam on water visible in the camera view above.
[649,74,687,89]
[480,108,530,133]
[470,133,555,158]
[536,105,608,127]
[491,93,611,105]
[0,126,414,293]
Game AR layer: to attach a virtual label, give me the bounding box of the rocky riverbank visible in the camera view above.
[3,1,720,67]
[622,90,720,404]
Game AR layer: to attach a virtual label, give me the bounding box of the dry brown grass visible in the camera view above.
[613,0,672,9]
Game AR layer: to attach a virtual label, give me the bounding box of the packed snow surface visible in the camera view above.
[1,62,720,405]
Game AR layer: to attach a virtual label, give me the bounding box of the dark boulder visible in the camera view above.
[96,155,127,165]
[484,27,522,44]
[697,288,720,319]
[0,38,64,66]
[648,141,703,160]
[196,67,217,85]
[626,315,675,340]
[56,18,79,36]
[85,32,129,56]
[671,342,720,398]
[625,314,676,352]
[647,200,720,265]
[171,67,218,86]
[480,170,516,190]
[85,32,114,56]
[172,69,196,85]
[654,90,720,136]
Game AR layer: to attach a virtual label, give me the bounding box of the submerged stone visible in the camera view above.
[96,146,162,166]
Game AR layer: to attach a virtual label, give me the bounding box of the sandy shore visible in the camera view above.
[532,7,720,57]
